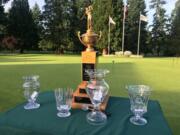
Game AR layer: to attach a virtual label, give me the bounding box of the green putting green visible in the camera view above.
[0,54,180,134]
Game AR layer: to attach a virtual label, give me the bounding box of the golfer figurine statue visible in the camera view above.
[85,6,93,30]
[78,5,101,52]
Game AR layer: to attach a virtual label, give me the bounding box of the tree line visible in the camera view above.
[0,0,180,56]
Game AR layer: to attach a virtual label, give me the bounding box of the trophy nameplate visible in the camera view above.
[82,51,97,81]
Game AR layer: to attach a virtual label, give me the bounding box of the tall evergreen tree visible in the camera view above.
[8,0,38,53]
[68,0,83,52]
[43,0,74,53]
[169,0,180,56]
[150,0,167,56]
[0,0,9,48]
[111,0,123,52]
[32,3,42,46]
[32,3,41,29]
[93,0,112,51]
[126,0,147,54]
[0,5,6,41]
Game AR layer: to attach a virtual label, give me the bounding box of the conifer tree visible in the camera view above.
[126,0,147,54]
[0,5,6,42]
[111,0,124,52]
[32,3,41,30]
[0,0,9,48]
[93,0,112,51]
[43,0,80,53]
[8,0,38,53]
[32,3,42,49]
[150,0,167,56]
[43,0,65,53]
[169,0,180,56]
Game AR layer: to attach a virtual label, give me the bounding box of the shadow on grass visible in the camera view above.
[0,54,46,57]
[0,54,81,57]
[0,59,55,63]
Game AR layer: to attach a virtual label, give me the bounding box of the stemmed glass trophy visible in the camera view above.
[126,85,151,126]
[85,69,109,125]
[23,75,40,110]
[54,88,73,118]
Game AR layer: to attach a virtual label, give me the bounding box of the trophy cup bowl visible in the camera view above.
[78,30,101,52]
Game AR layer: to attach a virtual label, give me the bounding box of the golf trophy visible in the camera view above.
[72,5,109,111]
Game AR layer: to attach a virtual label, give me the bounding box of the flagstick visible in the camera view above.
[122,5,126,54]
[137,12,141,56]
[108,18,111,55]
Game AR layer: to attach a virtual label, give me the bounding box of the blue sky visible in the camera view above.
[5,0,177,26]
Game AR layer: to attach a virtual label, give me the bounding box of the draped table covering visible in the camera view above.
[0,91,173,135]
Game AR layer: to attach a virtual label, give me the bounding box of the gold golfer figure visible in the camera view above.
[85,6,93,30]
[78,5,101,52]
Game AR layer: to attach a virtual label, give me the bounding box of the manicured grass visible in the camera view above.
[0,54,180,134]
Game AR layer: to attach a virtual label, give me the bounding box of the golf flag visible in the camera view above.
[140,14,148,22]
[109,16,116,25]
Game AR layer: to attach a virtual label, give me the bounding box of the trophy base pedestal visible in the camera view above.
[72,49,109,111]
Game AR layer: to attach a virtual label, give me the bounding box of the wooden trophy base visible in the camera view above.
[72,82,109,111]
[72,51,109,111]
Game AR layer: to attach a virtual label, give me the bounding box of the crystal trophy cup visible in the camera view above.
[85,69,109,125]
[23,75,40,110]
[126,85,151,125]
[54,88,73,118]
